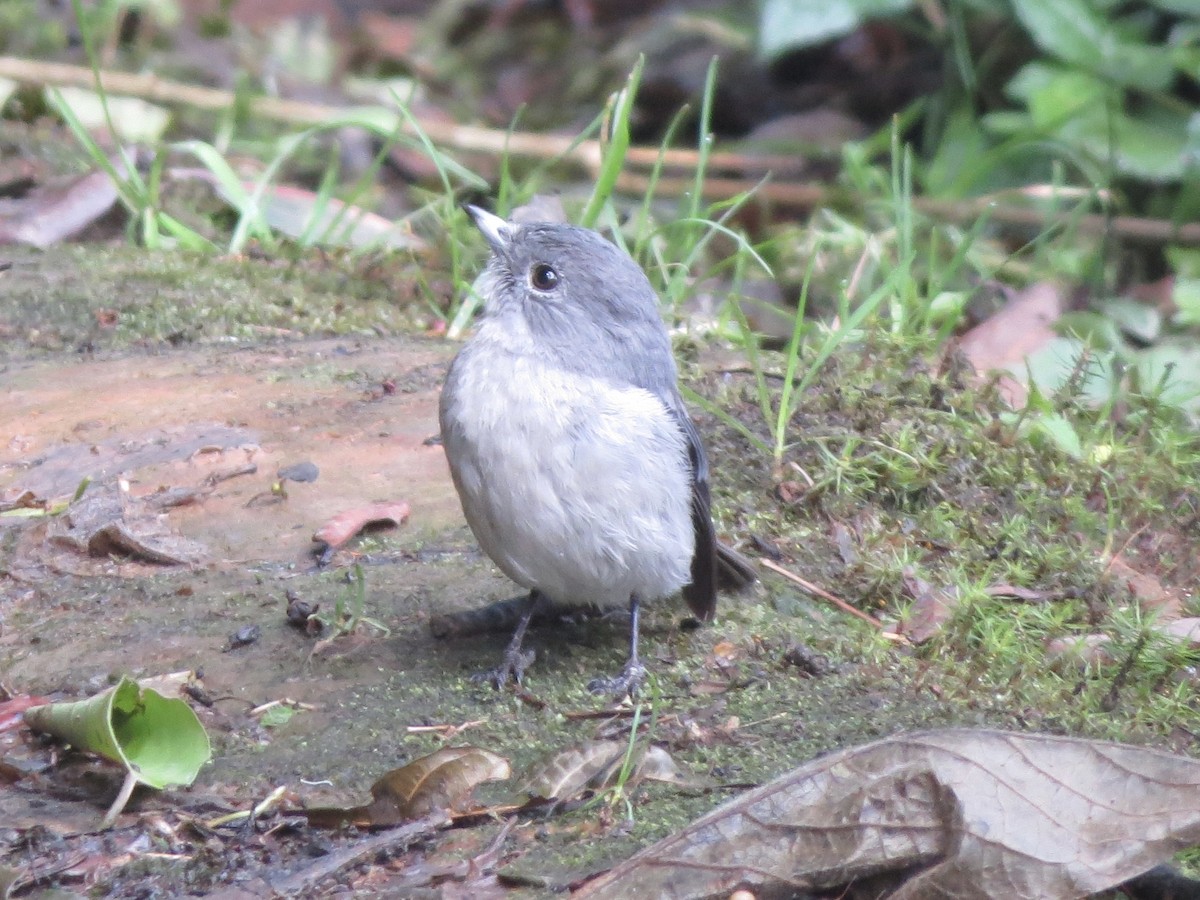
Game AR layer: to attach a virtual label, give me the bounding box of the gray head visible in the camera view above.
[465,205,676,392]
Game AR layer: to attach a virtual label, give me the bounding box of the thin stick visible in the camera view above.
[759,558,884,629]
[4,54,1197,247]
[0,56,797,177]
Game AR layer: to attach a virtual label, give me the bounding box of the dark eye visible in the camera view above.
[530,263,559,292]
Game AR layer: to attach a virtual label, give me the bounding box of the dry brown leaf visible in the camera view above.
[312,500,411,550]
[304,746,511,828]
[897,568,959,645]
[523,740,627,802]
[956,282,1065,407]
[1045,634,1115,671]
[577,729,1200,900]
[1156,618,1200,646]
[0,168,119,249]
[984,583,1053,603]
[523,741,699,803]
[1107,554,1182,619]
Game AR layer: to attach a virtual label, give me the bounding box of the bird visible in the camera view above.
[438,205,752,694]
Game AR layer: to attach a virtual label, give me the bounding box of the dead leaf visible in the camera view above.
[576,729,1200,899]
[523,740,699,803]
[523,741,627,802]
[1156,618,1200,646]
[956,282,1065,408]
[47,484,206,566]
[304,747,511,828]
[897,568,959,644]
[0,168,119,249]
[1107,554,1181,620]
[312,500,411,550]
[984,583,1053,603]
[1045,634,1115,671]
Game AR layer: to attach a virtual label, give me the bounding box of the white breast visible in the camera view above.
[440,337,694,609]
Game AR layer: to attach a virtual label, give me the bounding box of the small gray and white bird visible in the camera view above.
[439,206,752,694]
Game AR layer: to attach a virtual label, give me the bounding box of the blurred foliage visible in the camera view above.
[760,0,1200,216]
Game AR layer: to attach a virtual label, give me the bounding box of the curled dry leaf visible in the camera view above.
[577,729,1200,900]
[523,740,698,802]
[312,500,411,550]
[304,747,511,829]
[523,740,627,801]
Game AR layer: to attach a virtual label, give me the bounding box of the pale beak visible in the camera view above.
[464,204,513,253]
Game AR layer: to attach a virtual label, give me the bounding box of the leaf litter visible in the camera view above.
[577,728,1200,899]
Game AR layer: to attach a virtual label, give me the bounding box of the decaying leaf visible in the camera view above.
[47,484,206,565]
[577,728,1200,900]
[956,281,1065,408]
[312,500,411,551]
[523,740,697,802]
[305,747,510,828]
[0,168,119,249]
[896,568,960,645]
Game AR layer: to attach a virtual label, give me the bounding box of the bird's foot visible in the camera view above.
[471,647,536,690]
[587,658,647,697]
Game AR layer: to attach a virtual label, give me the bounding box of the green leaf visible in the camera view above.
[1033,412,1084,460]
[1172,278,1200,327]
[260,705,296,728]
[24,676,211,790]
[1097,298,1162,344]
[1135,341,1200,415]
[758,0,913,61]
[1002,63,1192,181]
[1010,0,1174,91]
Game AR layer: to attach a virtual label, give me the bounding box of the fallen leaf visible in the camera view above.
[312,500,411,550]
[522,740,700,803]
[985,583,1053,603]
[956,281,1065,407]
[897,568,960,644]
[1107,554,1182,619]
[577,729,1200,899]
[523,740,628,801]
[304,747,511,828]
[1045,634,1115,671]
[47,484,206,566]
[1156,618,1200,646]
[0,168,119,249]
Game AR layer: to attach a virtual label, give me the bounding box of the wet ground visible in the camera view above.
[3,244,1191,895]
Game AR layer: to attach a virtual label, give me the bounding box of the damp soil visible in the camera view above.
[1,245,1197,896]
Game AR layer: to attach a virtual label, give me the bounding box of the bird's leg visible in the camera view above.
[472,589,539,688]
[587,593,647,696]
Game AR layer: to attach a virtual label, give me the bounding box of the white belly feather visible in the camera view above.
[441,348,694,609]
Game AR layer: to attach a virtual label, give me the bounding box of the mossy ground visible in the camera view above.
[2,243,1199,895]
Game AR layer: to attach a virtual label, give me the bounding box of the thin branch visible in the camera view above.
[3,54,1198,247]
[758,558,884,629]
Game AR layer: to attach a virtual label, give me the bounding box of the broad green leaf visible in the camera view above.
[1010,0,1174,90]
[24,676,210,790]
[1033,412,1084,460]
[758,0,913,61]
[1136,341,1200,415]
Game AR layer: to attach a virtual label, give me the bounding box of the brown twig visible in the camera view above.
[0,56,796,177]
[758,558,884,629]
[616,172,1200,248]
[3,54,1198,247]
[269,814,443,896]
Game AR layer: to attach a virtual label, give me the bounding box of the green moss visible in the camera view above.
[1,244,439,358]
